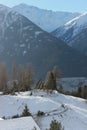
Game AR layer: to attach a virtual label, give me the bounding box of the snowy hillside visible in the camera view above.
[0,91,87,130]
[13,3,79,32]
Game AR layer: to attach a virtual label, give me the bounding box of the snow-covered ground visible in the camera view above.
[0,90,87,130]
[0,117,40,130]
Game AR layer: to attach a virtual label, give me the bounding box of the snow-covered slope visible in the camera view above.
[0,91,87,130]
[65,12,87,30]
[13,3,79,32]
[52,12,87,55]
[0,4,21,38]
[0,117,40,130]
[0,4,10,39]
[52,12,87,45]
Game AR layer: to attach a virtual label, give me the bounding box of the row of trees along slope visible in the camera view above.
[0,63,34,94]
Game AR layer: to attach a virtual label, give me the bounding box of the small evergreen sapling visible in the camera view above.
[49,119,64,130]
[22,105,31,117]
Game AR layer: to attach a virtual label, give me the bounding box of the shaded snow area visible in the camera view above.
[0,91,87,130]
[35,31,43,38]
[0,117,40,130]
[58,77,87,92]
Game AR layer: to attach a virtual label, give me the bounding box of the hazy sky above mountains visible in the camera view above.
[0,0,87,12]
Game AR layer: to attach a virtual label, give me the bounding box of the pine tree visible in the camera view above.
[44,71,57,90]
[49,119,64,130]
[32,127,37,130]
[22,105,31,117]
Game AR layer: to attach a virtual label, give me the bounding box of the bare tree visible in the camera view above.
[52,66,62,79]
[17,64,25,92]
[23,65,34,90]
[11,62,17,81]
[0,63,8,93]
[17,64,34,91]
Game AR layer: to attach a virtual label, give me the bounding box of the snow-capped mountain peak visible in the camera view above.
[61,12,87,38]
[0,5,22,39]
[51,12,87,55]
[52,12,87,41]
[0,4,9,9]
[13,4,80,32]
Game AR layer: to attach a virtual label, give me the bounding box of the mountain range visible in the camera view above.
[13,4,87,56]
[0,4,87,78]
[13,3,79,32]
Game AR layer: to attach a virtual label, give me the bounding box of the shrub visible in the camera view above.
[12,114,19,119]
[2,116,6,120]
[37,110,45,116]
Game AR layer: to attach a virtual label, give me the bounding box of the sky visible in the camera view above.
[0,0,87,13]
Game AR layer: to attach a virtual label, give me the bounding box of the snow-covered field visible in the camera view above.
[0,90,87,130]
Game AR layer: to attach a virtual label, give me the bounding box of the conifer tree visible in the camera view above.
[22,105,31,117]
[44,71,57,90]
[49,119,64,130]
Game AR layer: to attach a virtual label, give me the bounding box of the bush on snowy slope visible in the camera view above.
[37,110,45,117]
[12,105,32,119]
